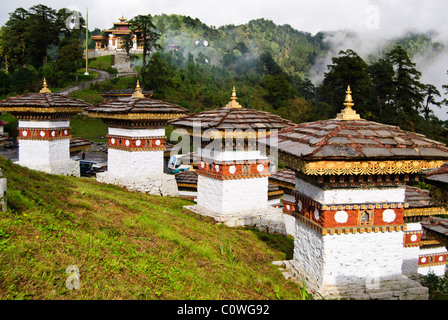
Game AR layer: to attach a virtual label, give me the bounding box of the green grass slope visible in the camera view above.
[0,156,305,300]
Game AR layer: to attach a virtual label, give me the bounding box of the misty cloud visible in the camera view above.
[2,0,448,118]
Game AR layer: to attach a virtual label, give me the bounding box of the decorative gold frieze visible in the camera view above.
[286,158,446,176]
[404,206,448,217]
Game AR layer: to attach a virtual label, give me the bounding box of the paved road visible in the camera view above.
[57,68,111,96]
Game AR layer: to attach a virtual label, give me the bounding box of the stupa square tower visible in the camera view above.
[87,82,188,195]
[271,87,448,299]
[169,88,295,227]
[0,80,90,176]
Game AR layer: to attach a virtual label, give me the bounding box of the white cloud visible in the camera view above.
[2,0,448,118]
[2,0,447,34]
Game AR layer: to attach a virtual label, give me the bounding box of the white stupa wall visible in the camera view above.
[402,222,422,276]
[97,126,180,197]
[196,174,269,214]
[107,148,164,178]
[18,139,69,165]
[109,127,165,138]
[295,176,406,204]
[199,148,266,162]
[292,174,408,292]
[196,147,270,214]
[293,218,405,290]
[16,120,79,176]
[106,127,165,179]
[418,247,448,277]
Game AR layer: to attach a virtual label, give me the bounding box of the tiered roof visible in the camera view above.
[271,87,448,176]
[169,88,296,137]
[0,79,90,119]
[100,88,153,100]
[87,82,188,125]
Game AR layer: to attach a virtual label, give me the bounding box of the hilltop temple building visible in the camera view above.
[87,81,189,196]
[92,16,143,52]
[268,86,448,300]
[0,79,91,176]
[169,88,296,232]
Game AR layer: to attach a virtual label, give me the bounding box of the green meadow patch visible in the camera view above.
[0,156,304,300]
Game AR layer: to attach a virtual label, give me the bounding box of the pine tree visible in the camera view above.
[129,14,161,89]
[386,45,425,116]
[368,58,395,120]
[320,49,372,117]
[422,84,442,120]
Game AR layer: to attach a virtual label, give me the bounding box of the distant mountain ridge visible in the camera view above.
[152,14,445,81]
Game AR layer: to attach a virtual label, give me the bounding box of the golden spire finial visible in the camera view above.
[225,87,242,109]
[132,80,145,98]
[336,85,361,121]
[344,85,354,109]
[39,78,51,94]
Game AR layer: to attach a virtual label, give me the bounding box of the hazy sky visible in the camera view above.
[1,0,447,36]
[2,0,448,118]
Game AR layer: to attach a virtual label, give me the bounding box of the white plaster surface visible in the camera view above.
[16,159,80,177]
[418,246,448,276]
[293,218,405,289]
[199,148,267,162]
[283,214,296,237]
[108,127,165,138]
[295,177,405,204]
[0,174,6,212]
[402,246,420,276]
[185,205,287,235]
[405,222,422,232]
[196,175,268,214]
[107,149,164,178]
[18,120,69,129]
[19,139,70,166]
[96,171,179,197]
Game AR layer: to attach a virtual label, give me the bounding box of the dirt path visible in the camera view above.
[57,68,111,96]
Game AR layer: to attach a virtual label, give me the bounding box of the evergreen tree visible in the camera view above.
[386,45,425,116]
[320,49,372,117]
[368,58,395,120]
[26,4,59,67]
[443,70,448,108]
[422,84,442,120]
[129,14,161,89]
[1,8,30,68]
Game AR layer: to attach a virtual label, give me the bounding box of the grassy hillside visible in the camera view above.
[0,156,307,300]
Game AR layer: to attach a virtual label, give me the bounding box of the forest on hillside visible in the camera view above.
[1,6,448,144]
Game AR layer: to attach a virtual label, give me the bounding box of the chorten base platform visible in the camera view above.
[96,171,179,197]
[184,205,288,235]
[16,159,80,177]
[272,260,429,300]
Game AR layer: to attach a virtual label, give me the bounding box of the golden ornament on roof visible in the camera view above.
[39,78,51,94]
[132,80,145,98]
[225,87,242,109]
[336,85,361,121]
